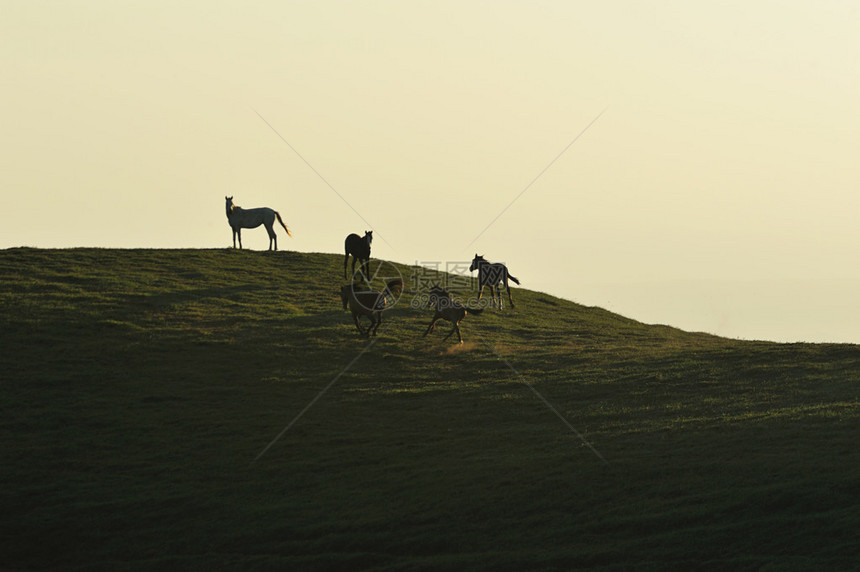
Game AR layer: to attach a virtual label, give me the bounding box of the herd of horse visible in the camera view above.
[226,196,519,343]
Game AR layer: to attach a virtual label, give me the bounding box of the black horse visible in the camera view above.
[470,254,520,309]
[344,231,373,280]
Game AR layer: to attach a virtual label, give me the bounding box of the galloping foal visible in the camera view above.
[340,279,403,337]
[423,286,483,344]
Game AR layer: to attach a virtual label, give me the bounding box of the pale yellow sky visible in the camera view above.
[2,2,859,342]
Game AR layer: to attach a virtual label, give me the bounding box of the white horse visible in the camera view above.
[225,196,292,250]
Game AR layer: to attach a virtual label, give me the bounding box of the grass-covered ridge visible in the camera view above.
[1,248,858,570]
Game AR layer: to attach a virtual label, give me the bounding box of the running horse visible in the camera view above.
[340,279,403,337]
[225,196,292,250]
[469,254,520,309]
[423,286,483,344]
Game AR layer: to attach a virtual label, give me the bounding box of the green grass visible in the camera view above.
[1,247,859,570]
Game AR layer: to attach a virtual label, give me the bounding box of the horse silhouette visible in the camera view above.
[340,279,402,337]
[344,231,372,280]
[225,196,291,250]
[423,286,483,344]
[470,254,520,309]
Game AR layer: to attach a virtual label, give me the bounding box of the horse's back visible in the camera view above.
[345,233,360,251]
[345,233,370,257]
[229,207,273,228]
[350,290,384,313]
[480,262,512,284]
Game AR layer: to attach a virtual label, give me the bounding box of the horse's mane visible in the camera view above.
[226,199,241,217]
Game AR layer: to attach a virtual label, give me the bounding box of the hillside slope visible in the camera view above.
[1,248,859,570]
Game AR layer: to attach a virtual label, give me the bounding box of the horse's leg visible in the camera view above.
[266,223,276,251]
[237,229,242,249]
[423,316,439,337]
[372,312,382,336]
[443,320,462,343]
[352,312,365,335]
[232,229,237,249]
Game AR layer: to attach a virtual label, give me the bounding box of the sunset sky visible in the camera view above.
[3,1,859,343]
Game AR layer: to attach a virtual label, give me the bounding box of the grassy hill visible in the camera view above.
[1,248,858,571]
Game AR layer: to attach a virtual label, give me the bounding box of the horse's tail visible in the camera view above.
[275,211,292,237]
[384,279,403,298]
[507,273,520,285]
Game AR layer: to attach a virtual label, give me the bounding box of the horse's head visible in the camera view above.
[364,230,373,245]
[469,254,486,272]
[225,196,235,217]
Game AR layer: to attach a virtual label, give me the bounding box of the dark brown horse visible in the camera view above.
[469,254,520,309]
[423,286,482,344]
[340,278,402,337]
[344,231,373,280]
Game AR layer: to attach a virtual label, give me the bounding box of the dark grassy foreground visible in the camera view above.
[1,248,858,571]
